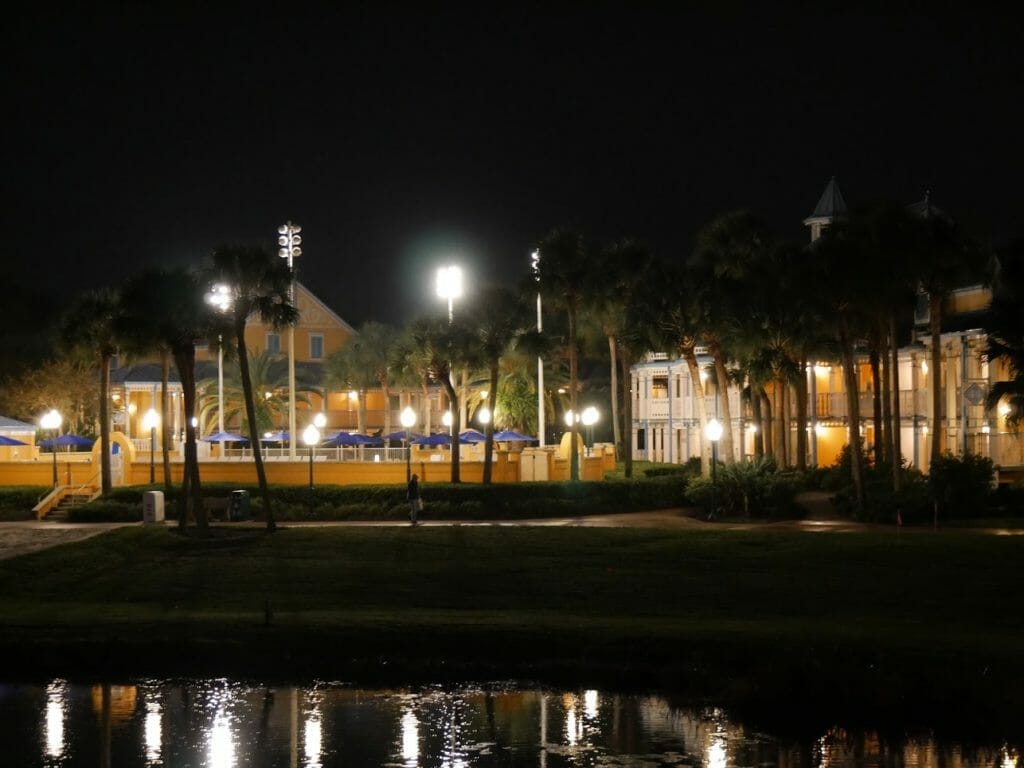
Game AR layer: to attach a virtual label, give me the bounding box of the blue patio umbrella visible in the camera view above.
[39,433,94,448]
[459,429,487,443]
[0,435,28,446]
[202,431,249,443]
[383,429,422,442]
[492,429,536,442]
[323,432,382,447]
[412,433,471,446]
[261,430,289,442]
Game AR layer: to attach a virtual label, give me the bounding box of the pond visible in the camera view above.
[0,678,1018,767]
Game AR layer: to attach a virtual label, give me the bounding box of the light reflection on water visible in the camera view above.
[0,679,1017,767]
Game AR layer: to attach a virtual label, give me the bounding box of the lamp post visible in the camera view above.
[436,265,463,433]
[143,408,160,484]
[705,418,723,521]
[400,406,417,482]
[206,283,233,436]
[581,406,599,456]
[302,422,320,518]
[279,222,302,460]
[531,250,545,446]
[40,409,62,487]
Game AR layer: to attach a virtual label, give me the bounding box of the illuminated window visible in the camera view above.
[267,333,281,354]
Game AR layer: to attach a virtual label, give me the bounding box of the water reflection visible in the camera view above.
[3,679,1021,767]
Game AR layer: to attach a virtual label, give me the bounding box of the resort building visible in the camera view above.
[630,180,1023,483]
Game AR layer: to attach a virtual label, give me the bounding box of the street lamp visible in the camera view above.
[40,409,62,487]
[302,422,320,518]
[705,418,723,520]
[205,283,233,436]
[142,408,160,484]
[531,249,545,446]
[581,406,599,456]
[279,221,302,460]
[400,406,417,482]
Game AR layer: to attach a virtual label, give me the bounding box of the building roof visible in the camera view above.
[111,360,326,388]
[803,177,849,225]
[0,415,36,431]
[906,190,952,222]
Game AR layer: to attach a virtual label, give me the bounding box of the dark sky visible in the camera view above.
[5,3,1022,343]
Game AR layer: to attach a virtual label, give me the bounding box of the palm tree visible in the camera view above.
[197,349,312,436]
[324,322,400,435]
[587,239,654,475]
[409,316,472,483]
[208,245,299,533]
[58,288,120,495]
[986,238,1024,428]
[535,227,592,481]
[464,287,528,483]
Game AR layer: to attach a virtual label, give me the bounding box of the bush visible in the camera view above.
[927,452,994,517]
[684,457,801,520]
[0,487,47,521]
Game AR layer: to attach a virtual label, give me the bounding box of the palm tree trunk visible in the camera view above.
[709,341,734,464]
[839,316,865,514]
[236,326,275,532]
[929,293,943,462]
[795,359,809,472]
[773,377,786,466]
[607,334,621,457]
[357,389,367,434]
[869,345,883,465]
[760,388,773,460]
[382,382,392,437]
[483,363,499,484]
[890,313,903,491]
[879,322,893,469]
[751,385,764,459]
[174,346,206,535]
[568,304,580,481]
[619,349,634,478]
[161,349,172,492]
[442,371,461,483]
[99,352,112,495]
[681,344,709,476]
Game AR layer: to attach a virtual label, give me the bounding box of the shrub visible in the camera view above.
[684,457,801,520]
[0,487,47,521]
[927,452,995,518]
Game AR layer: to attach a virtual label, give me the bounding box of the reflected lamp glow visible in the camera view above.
[145,701,162,764]
[584,690,599,719]
[304,712,323,767]
[44,681,67,759]
[401,709,420,763]
[208,710,236,768]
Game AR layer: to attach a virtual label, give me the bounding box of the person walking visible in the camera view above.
[406,473,422,525]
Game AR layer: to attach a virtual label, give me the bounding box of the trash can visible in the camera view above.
[229,490,251,521]
[142,490,165,523]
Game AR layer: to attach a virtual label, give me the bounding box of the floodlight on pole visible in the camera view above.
[142,408,160,484]
[435,265,463,323]
[205,283,233,436]
[40,409,62,487]
[279,221,302,460]
[400,406,417,482]
[531,249,545,446]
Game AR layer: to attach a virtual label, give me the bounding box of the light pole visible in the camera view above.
[279,221,302,460]
[531,249,545,446]
[400,406,417,482]
[143,408,160,484]
[40,409,62,487]
[302,422,320,518]
[705,418,723,520]
[436,265,463,433]
[581,406,599,456]
[206,283,233,436]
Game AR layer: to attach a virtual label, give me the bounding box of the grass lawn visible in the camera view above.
[0,523,1021,732]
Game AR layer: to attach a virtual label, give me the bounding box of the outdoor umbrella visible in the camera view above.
[492,430,536,442]
[459,429,487,443]
[322,432,382,447]
[0,435,28,446]
[412,433,471,446]
[202,431,249,443]
[383,429,422,442]
[261,430,289,442]
[38,434,94,448]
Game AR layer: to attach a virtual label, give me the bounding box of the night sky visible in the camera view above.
[5,4,1022,354]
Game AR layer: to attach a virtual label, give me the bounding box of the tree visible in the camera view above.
[324,322,400,436]
[58,288,120,495]
[986,239,1024,428]
[208,245,299,533]
[535,228,592,481]
[118,267,217,532]
[409,317,473,483]
[464,287,528,483]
